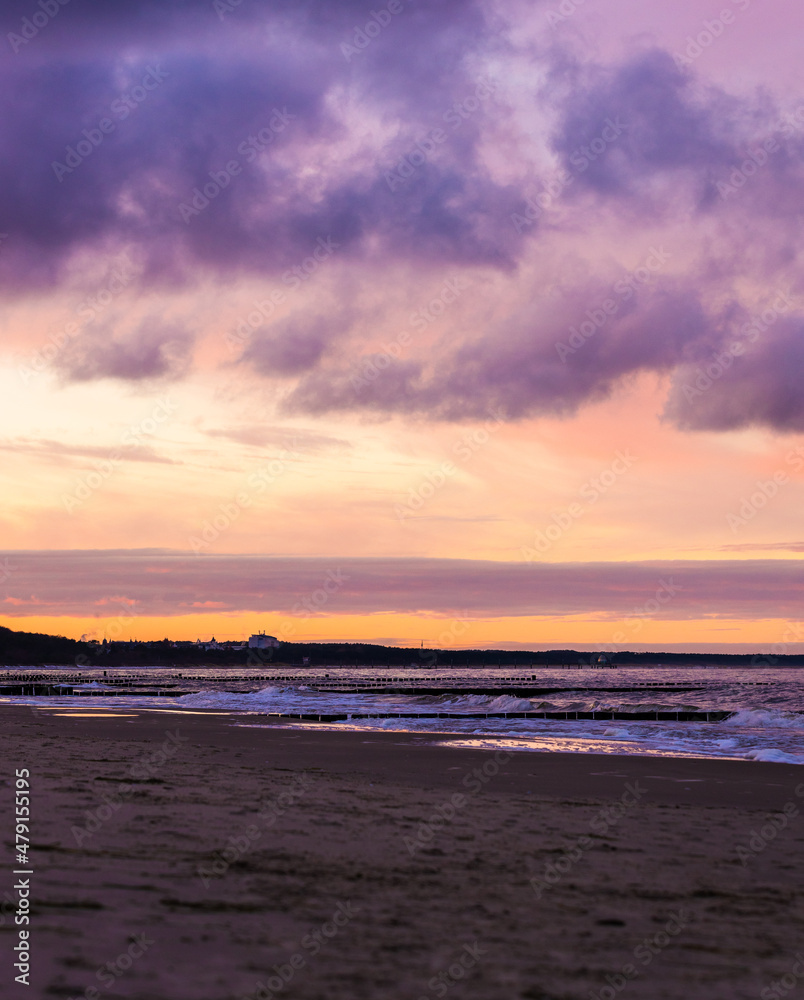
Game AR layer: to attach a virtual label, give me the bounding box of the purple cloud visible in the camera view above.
[240,311,352,377]
[2,4,803,432]
[286,281,714,420]
[2,550,803,620]
[55,317,194,382]
[549,50,741,205]
[666,315,804,431]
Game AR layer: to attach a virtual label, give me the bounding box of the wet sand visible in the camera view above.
[4,703,804,999]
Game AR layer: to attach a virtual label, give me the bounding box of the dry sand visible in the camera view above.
[4,703,804,1000]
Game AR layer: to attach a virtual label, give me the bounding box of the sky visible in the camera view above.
[1,0,803,653]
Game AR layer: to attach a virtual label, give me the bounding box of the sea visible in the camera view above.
[4,665,804,764]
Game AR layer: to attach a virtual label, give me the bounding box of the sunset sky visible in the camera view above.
[2,0,803,652]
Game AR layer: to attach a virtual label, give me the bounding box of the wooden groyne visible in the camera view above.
[251,710,735,723]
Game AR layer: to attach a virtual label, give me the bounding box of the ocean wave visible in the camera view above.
[176,686,290,710]
[437,693,535,712]
[723,709,804,731]
[744,747,804,764]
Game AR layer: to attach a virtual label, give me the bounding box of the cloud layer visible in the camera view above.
[3,1,804,432]
[2,551,802,620]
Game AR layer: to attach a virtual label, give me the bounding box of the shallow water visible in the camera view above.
[4,666,804,763]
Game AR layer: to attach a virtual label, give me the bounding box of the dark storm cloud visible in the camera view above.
[549,49,742,205]
[2,550,803,619]
[284,48,804,430]
[0,50,331,287]
[3,2,804,431]
[0,0,506,291]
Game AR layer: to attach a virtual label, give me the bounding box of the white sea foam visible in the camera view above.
[176,686,288,710]
[723,709,804,731]
[173,687,538,715]
[744,747,804,764]
[444,693,534,712]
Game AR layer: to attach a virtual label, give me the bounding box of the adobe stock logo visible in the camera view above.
[340,0,412,62]
[522,450,637,560]
[7,0,70,55]
[177,109,295,223]
[555,247,671,363]
[52,65,170,181]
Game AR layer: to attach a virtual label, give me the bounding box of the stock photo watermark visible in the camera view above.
[340,0,413,62]
[588,909,693,1000]
[545,0,589,29]
[0,555,19,585]
[291,569,350,617]
[350,275,471,392]
[8,0,70,54]
[52,65,170,181]
[65,935,155,1000]
[679,291,792,403]
[394,409,504,521]
[225,236,341,354]
[18,254,137,383]
[522,450,638,559]
[71,730,188,846]
[530,780,647,897]
[239,901,361,1000]
[385,77,497,192]
[213,0,243,20]
[599,578,684,652]
[415,941,487,999]
[75,599,139,650]
[217,566,351,650]
[188,438,303,554]
[198,773,312,887]
[726,446,804,533]
[674,0,755,69]
[717,106,804,200]
[405,750,513,856]
[178,109,296,223]
[417,613,474,667]
[734,782,804,866]
[750,622,804,669]
[60,395,179,513]
[762,952,804,1000]
[511,116,627,235]
[555,246,672,363]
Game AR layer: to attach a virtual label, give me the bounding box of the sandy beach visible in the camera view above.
[5,703,804,1000]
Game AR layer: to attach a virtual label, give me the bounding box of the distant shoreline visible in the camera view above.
[4,622,804,669]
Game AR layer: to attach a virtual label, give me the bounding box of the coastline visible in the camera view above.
[5,704,804,999]
[6,661,804,764]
